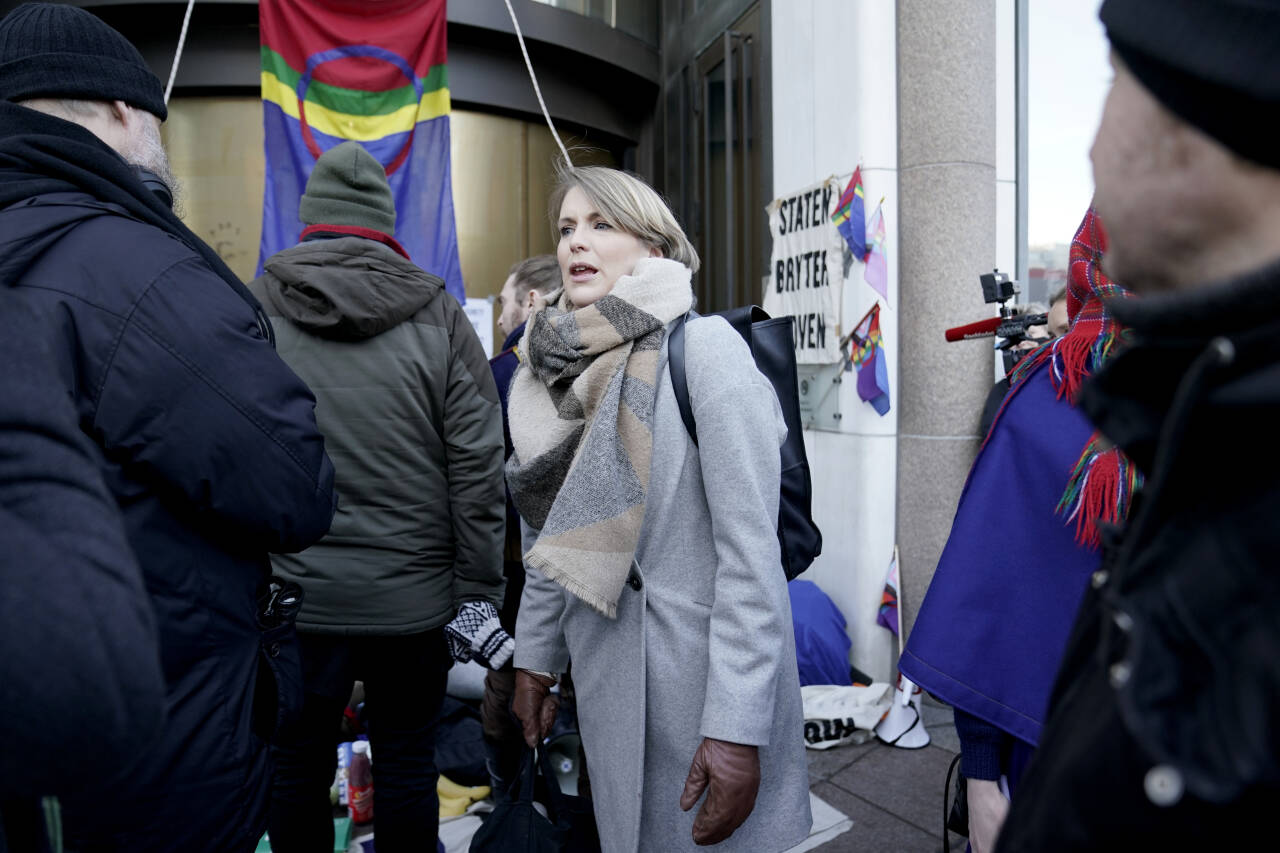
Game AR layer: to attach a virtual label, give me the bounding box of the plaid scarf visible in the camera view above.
[506,258,694,617]
[1008,207,1140,547]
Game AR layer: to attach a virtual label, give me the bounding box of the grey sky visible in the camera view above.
[1028,0,1110,246]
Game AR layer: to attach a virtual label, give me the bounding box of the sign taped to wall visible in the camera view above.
[763,177,845,364]
[463,296,494,357]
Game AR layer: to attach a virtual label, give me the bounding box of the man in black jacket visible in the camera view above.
[0,297,166,853]
[997,1,1280,850]
[483,254,561,796]
[0,4,337,851]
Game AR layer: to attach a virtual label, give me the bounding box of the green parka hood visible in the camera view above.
[258,235,443,341]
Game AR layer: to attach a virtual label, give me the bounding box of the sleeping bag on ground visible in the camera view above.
[789,580,852,686]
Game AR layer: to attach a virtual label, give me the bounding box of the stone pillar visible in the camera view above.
[895,0,998,637]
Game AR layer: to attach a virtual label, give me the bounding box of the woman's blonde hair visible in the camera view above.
[549,164,701,274]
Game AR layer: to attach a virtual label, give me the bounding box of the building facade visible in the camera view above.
[8,0,1025,682]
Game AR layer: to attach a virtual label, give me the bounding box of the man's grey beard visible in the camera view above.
[124,120,185,219]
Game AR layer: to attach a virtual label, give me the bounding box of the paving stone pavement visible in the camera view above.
[807,700,968,853]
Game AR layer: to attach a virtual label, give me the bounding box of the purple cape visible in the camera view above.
[899,359,1100,746]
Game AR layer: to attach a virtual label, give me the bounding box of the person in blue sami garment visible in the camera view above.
[901,209,1134,853]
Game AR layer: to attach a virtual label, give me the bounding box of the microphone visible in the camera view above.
[944,313,1050,343]
[943,316,1004,342]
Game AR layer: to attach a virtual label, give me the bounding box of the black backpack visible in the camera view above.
[668,306,822,580]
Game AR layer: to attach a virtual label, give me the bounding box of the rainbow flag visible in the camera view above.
[851,303,890,416]
[258,0,464,300]
[831,166,866,259]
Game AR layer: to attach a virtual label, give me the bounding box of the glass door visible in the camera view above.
[660,3,763,313]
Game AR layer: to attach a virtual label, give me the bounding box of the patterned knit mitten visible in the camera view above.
[444,600,514,670]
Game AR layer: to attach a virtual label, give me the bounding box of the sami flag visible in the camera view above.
[258,0,464,300]
[851,303,891,416]
[877,548,900,636]
[831,166,867,259]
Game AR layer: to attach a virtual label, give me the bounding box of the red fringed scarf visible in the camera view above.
[1008,208,1139,548]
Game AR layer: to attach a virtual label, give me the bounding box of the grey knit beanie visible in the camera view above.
[299,142,397,237]
[0,2,167,120]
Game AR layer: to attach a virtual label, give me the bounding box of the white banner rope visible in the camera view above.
[163,0,197,104]
[501,0,573,170]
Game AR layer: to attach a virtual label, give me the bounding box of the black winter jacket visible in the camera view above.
[0,297,165,853]
[0,103,337,852]
[997,260,1280,851]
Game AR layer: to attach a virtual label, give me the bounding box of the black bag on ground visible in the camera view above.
[669,306,823,579]
[434,697,489,786]
[470,746,600,853]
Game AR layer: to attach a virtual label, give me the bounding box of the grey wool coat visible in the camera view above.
[515,315,813,853]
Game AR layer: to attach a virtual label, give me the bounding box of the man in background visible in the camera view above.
[978,290,1065,437]
[998,0,1280,848]
[483,254,563,795]
[1045,285,1069,338]
[0,4,337,850]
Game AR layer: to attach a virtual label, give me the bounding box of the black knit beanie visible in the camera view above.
[0,3,166,120]
[299,142,397,237]
[1100,0,1280,168]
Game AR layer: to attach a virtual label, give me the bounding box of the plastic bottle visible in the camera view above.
[335,741,354,806]
[348,740,374,825]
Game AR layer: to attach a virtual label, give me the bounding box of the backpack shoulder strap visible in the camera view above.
[668,312,699,446]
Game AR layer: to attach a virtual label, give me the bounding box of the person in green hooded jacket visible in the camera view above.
[250,141,508,853]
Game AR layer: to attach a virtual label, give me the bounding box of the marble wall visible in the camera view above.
[772,0,1014,680]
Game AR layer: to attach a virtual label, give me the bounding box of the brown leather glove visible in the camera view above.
[511,669,559,748]
[679,737,761,846]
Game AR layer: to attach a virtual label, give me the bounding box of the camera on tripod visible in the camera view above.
[985,271,1048,374]
[943,270,1049,376]
[985,270,1049,374]
[980,270,1017,305]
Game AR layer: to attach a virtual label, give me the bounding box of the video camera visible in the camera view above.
[944,270,1048,376]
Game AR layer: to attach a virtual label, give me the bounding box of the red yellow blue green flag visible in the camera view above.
[850,302,890,416]
[258,0,464,300]
[831,166,867,259]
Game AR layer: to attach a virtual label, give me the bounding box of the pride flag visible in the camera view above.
[864,201,888,302]
[851,303,891,416]
[877,547,900,635]
[831,166,866,259]
[258,0,464,300]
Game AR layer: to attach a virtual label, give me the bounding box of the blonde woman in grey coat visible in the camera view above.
[506,165,812,852]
